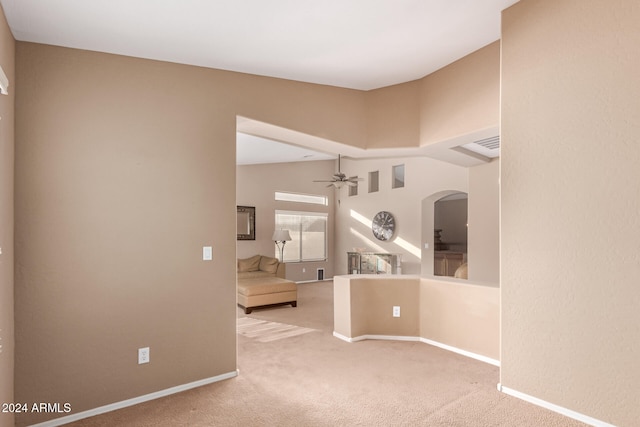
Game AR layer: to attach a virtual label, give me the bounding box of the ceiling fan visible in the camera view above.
[313,155,362,188]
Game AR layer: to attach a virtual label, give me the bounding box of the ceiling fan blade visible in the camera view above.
[312,154,354,188]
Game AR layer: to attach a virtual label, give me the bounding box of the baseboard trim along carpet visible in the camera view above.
[497,383,616,427]
[333,332,500,367]
[419,337,500,367]
[29,370,239,427]
[333,332,420,343]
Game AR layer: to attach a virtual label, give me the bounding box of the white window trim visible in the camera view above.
[275,191,328,206]
[275,210,328,262]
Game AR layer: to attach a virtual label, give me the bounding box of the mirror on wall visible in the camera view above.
[237,206,255,240]
[434,193,468,278]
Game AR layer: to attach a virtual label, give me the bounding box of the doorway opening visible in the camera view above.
[433,193,467,278]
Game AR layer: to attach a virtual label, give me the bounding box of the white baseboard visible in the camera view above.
[332,331,355,342]
[29,370,239,427]
[333,332,421,343]
[497,383,616,427]
[332,331,499,367]
[420,338,500,367]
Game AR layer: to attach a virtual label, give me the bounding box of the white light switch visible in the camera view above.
[203,246,212,261]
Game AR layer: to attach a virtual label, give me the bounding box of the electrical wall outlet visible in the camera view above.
[138,347,150,364]
[203,246,212,261]
[393,306,401,318]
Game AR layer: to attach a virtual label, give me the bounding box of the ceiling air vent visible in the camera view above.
[473,135,500,150]
[458,135,500,160]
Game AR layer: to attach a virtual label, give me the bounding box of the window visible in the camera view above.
[275,191,327,206]
[368,171,379,193]
[348,176,358,197]
[275,211,328,262]
[392,164,405,189]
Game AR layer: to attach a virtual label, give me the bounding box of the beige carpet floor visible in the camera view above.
[68,281,586,426]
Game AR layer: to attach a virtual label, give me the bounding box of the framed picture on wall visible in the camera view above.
[237,206,256,240]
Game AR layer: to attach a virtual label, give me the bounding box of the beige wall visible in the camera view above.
[228,74,368,151]
[365,80,421,149]
[420,279,499,361]
[501,1,640,426]
[0,5,14,427]
[333,276,499,361]
[344,277,421,338]
[419,41,500,146]
[15,44,235,426]
[236,160,336,282]
[468,159,499,284]
[359,41,500,150]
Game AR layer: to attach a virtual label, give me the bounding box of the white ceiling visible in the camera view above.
[237,133,336,165]
[0,0,518,91]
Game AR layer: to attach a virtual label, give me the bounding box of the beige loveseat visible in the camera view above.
[237,255,297,314]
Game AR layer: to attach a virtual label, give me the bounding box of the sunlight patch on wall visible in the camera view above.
[350,209,373,228]
[393,237,421,260]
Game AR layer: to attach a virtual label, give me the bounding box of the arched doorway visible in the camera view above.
[433,193,467,278]
[420,190,468,278]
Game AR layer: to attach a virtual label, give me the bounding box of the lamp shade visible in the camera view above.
[272,229,292,241]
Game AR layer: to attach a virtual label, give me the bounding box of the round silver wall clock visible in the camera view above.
[372,211,395,241]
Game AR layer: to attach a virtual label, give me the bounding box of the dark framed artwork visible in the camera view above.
[237,206,256,240]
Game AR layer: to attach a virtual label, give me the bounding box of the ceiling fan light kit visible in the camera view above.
[313,154,362,189]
